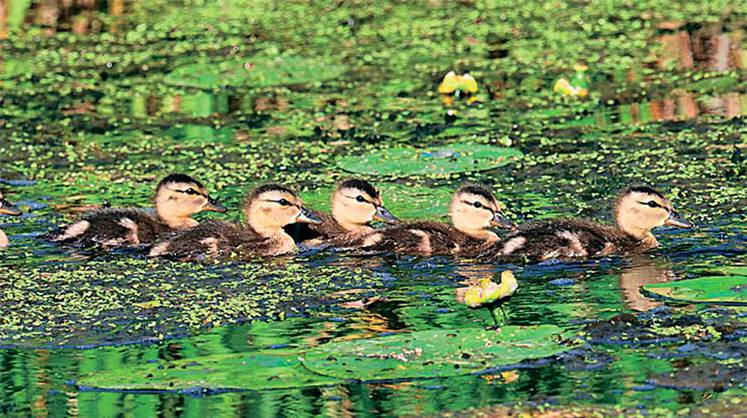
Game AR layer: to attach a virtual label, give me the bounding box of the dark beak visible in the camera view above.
[0,199,22,216]
[374,205,399,224]
[204,196,228,213]
[491,212,515,230]
[297,207,322,224]
[664,211,693,229]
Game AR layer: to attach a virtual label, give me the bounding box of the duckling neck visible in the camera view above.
[618,225,659,248]
[335,218,374,235]
[0,229,8,248]
[460,228,499,243]
[156,208,199,229]
[251,223,296,254]
[251,224,287,240]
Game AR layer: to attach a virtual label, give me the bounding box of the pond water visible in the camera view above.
[0,0,746,416]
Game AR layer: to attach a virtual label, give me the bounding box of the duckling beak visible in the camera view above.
[297,207,322,224]
[203,197,228,213]
[665,211,693,229]
[0,199,22,216]
[374,205,399,224]
[491,212,515,230]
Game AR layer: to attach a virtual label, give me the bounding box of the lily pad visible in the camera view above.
[77,350,341,392]
[165,56,346,90]
[337,143,523,177]
[643,275,747,305]
[302,184,453,221]
[302,325,569,381]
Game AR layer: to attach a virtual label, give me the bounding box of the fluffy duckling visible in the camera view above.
[482,186,693,262]
[149,184,321,260]
[47,174,226,248]
[291,179,399,249]
[0,191,23,248]
[358,184,514,256]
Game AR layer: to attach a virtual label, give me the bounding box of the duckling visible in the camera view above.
[358,184,514,256]
[289,178,399,249]
[0,191,23,248]
[47,174,226,249]
[481,186,693,262]
[149,184,321,260]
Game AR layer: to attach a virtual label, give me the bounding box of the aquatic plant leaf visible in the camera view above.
[337,144,523,177]
[643,276,747,305]
[77,350,341,391]
[165,56,345,90]
[301,184,453,221]
[302,325,569,380]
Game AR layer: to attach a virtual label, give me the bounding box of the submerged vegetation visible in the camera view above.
[0,0,746,416]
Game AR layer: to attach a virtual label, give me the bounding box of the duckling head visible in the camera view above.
[0,191,21,249]
[245,184,321,238]
[450,184,513,241]
[331,178,399,232]
[614,186,693,242]
[0,191,22,216]
[154,174,227,228]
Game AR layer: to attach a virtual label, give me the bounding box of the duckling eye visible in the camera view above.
[356,195,367,203]
[645,201,660,208]
[472,201,483,209]
[277,198,291,206]
[183,188,200,196]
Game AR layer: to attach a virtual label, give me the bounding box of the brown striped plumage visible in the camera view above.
[357,183,513,256]
[287,179,399,250]
[46,174,225,249]
[478,186,693,262]
[149,184,321,260]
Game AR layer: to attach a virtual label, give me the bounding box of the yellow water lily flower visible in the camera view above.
[438,71,479,96]
[438,71,460,94]
[460,73,478,94]
[554,64,590,97]
[553,78,588,98]
[459,271,518,328]
[573,64,589,72]
[463,271,518,307]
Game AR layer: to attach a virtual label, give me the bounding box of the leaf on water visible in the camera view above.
[164,56,346,90]
[77,350,342,391]
[301,183,453,221]
[337,143,523,177]
[643,274,747,305]
[133,300,162,309]
[302,325,569,381]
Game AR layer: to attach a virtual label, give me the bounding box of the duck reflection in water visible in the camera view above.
[619,255,678,312]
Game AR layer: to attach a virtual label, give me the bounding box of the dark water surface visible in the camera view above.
[1,0,746,416]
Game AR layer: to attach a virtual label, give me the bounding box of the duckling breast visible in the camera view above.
[51,220,91,242]
[409,230,432,255]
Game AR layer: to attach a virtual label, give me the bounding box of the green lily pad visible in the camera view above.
[165,56,346,90]
[643,276,747,305]
[703,266,747,277]
[337,143,523,177]
[302,325,569,381]
[302,184,453,221]
[77,350,341,392]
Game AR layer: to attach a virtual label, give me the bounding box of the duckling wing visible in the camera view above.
[47,208,167,248]
[358,221,468,255]
[150,221,280,261]
[149,220,243,260]
[483,219,630,262]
